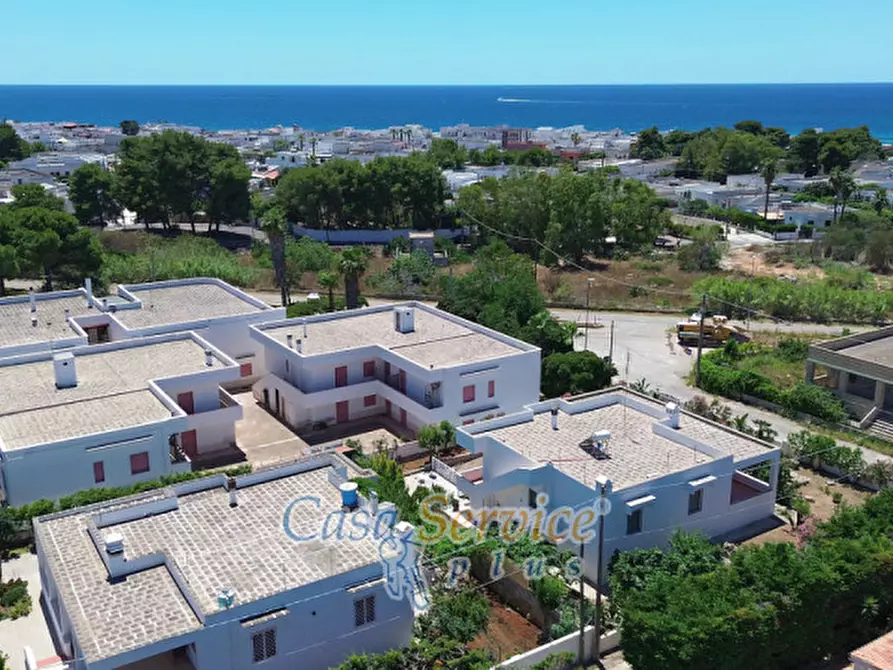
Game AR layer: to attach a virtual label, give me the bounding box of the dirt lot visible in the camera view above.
[468,589,542,663]
[741,467,874,547]
[726,244,826,280]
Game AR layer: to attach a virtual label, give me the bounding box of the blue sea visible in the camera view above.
[1,84,892,141]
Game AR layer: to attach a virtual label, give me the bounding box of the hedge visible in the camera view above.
[611,504,893,670]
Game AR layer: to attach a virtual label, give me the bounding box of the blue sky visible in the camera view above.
[4,0,892,85]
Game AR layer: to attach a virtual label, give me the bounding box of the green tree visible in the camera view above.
[428,138,468,170]
[829,167,856,224]
[540,350,616,397]
[734,120,764,135]
[317,270,339,312]
[69,163,120,226]
[119,120,140,136]
[0,507,20,582]
[518,310,576,358]
[338,246,370,309]
[677,226,728,271]
[9,184,64,211]
[261,206,289,307]
[631,126,666,160]
[207,158,251,232]
[417,589,490,644]
[789,128,821,177]
[0,123,31,164]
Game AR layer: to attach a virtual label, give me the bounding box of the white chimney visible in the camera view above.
[53,352,78,389]
[303,320,308,338]
[286,333,294,349]
[394,306,415,334]
[369,491,379,516]
[205,350,214,367]
[104,532,125,577]
[28,287,36,313]
[64,308,70,321]
[101,297,108,311]
[227,477,238,508]
[666,402,681,429]
[551,408,559,430]
[296,339,303,354]
[85,277,93,305]
[31,315,38,328]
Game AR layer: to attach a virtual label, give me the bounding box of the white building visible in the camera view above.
[0,278,284,376]
[7,152,108,179]
[248,303,541,436]
[0,332,245,506]
[453,389,780,579]
[784,205,835,231]
[34,453,415,670]
[265,151,309,170]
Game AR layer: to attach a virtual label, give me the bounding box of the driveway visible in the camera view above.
[0,553,60,670]
[231,391,311,467]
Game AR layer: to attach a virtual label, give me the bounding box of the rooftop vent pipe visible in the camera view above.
[29,287,36,313]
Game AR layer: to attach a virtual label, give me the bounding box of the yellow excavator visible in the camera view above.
[676,313,749,348]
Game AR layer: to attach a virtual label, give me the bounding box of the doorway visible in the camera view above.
[336,401,350,423]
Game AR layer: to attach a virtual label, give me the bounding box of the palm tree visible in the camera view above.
[570,132,581,147]
[338,246,370,309]
[760,158,777,222]
[261,206,289,307]
[298,133,305,151]
[830,167,856,224]
[406,128,413,148]
[318,270,338,312]
[310,137,318,159]
[874,186,888,215]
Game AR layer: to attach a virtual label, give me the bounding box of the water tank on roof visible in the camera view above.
[340,482,358,509]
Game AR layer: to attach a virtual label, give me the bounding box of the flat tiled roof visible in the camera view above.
[0,292,90,347]
[829,336,893,368]
[262,306,526,368]
[114,282,266,329]
[0,339,224,450]
[477,390,773,490]
[35,465,381,663]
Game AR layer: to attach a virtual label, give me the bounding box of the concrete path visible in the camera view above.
[0,553,59,670]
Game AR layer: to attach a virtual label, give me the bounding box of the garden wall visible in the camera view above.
[470,554,547,629]
[496,626,621,668]
[293,226,468,245]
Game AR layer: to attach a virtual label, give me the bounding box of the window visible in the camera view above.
[462,419,474,426]
[488,380,495,398]
[462,385,475,403]
[252,628,277,663]
[354,595,376,627]
[240,363,253,377]
[364,394,376,407]
[688,489,703,515]
[363,361,375,378]
[626,509,642,535]
[93,461,105,484]
[130,452,150,475]
[335,366,348,388]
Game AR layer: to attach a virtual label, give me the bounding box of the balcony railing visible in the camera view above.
[219,387,240,409]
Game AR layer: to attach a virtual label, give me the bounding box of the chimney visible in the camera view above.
[101,297,109,311]
[205,350,214,367]
[64,308,70,321]
[29,287,36,313]
[296,339,302,354]
[227,477,238,508]
[53,352,78,389]
[551,408,559,430]
[31,315,38,328]
[369,491,379,516]
[303,320,308,338]
[666,402,680,429]
[394,306,415,334]
[85,277,93,306]
[286,333,294,349]
[104,532,125,576]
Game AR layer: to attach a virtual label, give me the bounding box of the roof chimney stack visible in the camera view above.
[104,532,125,577]
[394,306,415,334]
[101,297,108,311]
[296,339,302,354]
[286,333,294,349]
[53,352,78,388]
[85,277,93,307]
[551,407,559,431]
[303,320,308,338]
[665,402,680,429]
[29,287,36,313]
[64,308,70,321]
[205,350,214,367]
[31,315,38,328]
[227,477,238,508]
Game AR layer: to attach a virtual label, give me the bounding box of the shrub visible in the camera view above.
[529,651,576,670]
[285,296,367,317]
[417,589,490,644]
[532,575,568,611]
[0,579,31,621]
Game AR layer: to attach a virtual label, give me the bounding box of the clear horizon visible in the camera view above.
[3,82,893,87]
[3,0,891,86]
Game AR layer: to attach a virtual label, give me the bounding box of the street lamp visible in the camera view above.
[579,475,612,665]
[584,278,595,350]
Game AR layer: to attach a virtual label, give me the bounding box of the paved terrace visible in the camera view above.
[260,305,529,368]
[0,290,90,347]
[477,390,774,490]
[34,463,381,664]
[113,281,267,328]
[0,338,228,450]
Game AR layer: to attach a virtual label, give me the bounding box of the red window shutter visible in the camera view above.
[130,452,150,475]
[363,361,375,378]
[463,419,475,426]
[463,385,475,403]
[488,380,495,398]
[364,394,376,407]
[335,366,348,387]
[93,461,105,483]
[240,363,253,377]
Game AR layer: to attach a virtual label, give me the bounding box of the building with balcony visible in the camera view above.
[807,327,893,438]
[0,278,285,376]
[248,303,541,437]
[453,388,780,580]
[0,333,245,506]
[33,453,415,670]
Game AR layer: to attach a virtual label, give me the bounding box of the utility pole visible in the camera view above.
[584,278,594,351]
[578,540,586,663]
[695,293,707,388]
[608,320,615,365]
[585,476,612,666]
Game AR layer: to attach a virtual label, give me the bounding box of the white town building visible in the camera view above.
[453,389,780,579]
[248,303,541,437]
[34,453,415,670]
[783,205,835,231]
[0,332,245,506]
